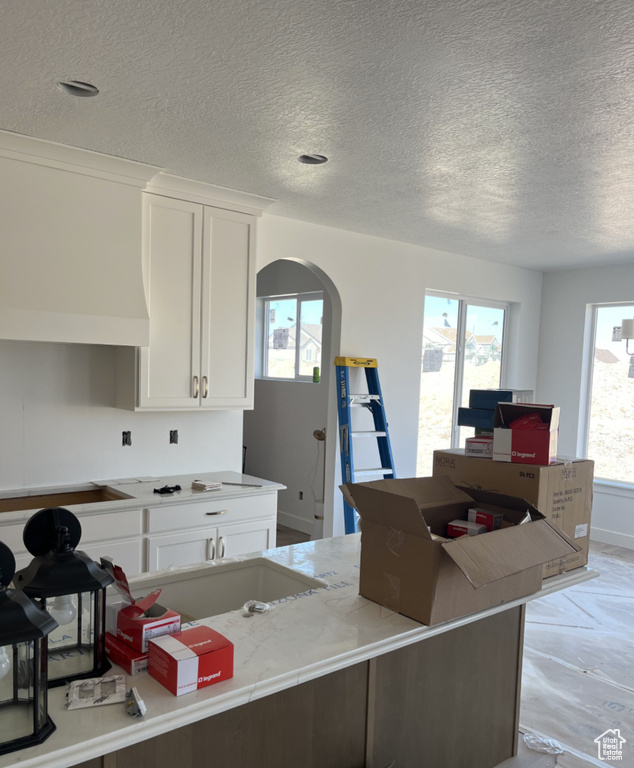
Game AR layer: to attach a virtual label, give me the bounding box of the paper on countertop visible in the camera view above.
[65,675,127,710]
[191,480,223,491]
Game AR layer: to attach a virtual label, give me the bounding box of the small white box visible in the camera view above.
[465,436,494,458]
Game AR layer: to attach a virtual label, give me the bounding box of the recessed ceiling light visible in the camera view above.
[298,154,328,165]
[56,80,99,97]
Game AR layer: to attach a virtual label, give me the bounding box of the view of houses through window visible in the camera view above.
[585,304,634,484]
[417,294,506,476]
[262,292,324,380]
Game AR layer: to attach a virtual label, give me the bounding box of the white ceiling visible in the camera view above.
[2,0,634,271]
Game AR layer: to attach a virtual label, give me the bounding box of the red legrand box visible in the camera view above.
[148,626,234,696]
[492,403,560,465]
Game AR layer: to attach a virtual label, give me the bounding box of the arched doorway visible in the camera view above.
[242,258,342,539]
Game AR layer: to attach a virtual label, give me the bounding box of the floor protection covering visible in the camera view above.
[519,544,634,766]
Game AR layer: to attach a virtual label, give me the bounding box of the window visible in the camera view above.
[261,292,324,380]
[417,293,507,476]
[584,303,634,484]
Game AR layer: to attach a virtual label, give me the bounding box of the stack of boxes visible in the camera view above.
[457,389,533,458]
[102,560,234,695]
[103,560,182,676]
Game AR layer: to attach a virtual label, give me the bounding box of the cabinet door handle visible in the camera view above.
[219,536,226,558]
[207,538,216,560]
[205,510,228,516]
[193,376,199,398]
[202,376,209,398]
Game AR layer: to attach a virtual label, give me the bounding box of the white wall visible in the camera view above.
[0,340,242,491]
[537,264,634,548]
[258,215,544,536]
[0,213,546,543]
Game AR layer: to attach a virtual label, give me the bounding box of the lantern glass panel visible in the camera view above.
[0,641,35,743]
[47,591,96,683]
[36,638,47,732]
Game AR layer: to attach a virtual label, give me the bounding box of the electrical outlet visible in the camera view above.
[122,431,132,447]
[170,430,178,445]
[299,491,304,500]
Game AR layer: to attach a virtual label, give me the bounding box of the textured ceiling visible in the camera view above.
[1,0,634,271]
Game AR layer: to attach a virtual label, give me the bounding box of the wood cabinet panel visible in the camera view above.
[369,605,524,768]
[108,661,368,768]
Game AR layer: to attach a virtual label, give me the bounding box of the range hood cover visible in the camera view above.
[0,132,160,347]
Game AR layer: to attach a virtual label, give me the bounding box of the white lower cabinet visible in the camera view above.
[146,518,275,571]
[81,538,145,577]
[217,519,272,559]
[147,526,218,571]
[1,509,145,575]
[0,490,279,577]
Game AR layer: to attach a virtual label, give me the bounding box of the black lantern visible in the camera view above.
[0,541,58,755]
[14,508,114,688]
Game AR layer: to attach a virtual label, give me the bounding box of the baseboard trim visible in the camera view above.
[590,527,634,551]
[277,510,314,536]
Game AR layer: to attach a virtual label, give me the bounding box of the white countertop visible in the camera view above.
[1,534,597,768]
[0,472,285,525]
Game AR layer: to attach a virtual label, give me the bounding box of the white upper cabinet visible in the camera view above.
[139,195,205,408]
[0,130,158,346]
[117,186,263,410]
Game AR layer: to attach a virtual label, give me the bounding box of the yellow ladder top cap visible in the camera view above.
[334,357,378,368]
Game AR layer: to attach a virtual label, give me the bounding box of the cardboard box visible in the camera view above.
[468,389,534,410]
[148,626,234,697]
[493,403,559,465]
[105,632,148,675]
[341,476,579,626]
[433,450,594,576]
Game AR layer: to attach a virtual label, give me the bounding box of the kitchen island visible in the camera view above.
[0,534,596,768]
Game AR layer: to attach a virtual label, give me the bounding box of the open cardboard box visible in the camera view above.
[341,476,580,626]
[432,450,594,577]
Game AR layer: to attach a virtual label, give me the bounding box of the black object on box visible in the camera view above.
[468,389,533,410]
[457,407,495,430]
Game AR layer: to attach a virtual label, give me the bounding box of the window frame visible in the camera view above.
[424,290,509,450]
[580,301,634,485]
[260,291,324,382]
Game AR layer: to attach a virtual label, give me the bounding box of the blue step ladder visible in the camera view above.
[335,357,396,534]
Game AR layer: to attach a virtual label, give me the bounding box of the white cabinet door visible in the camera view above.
[147,527,218,571]
[200,207,255,409]
[127,195,256,411]
[217,520,275,559]
[137,195,203,409]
